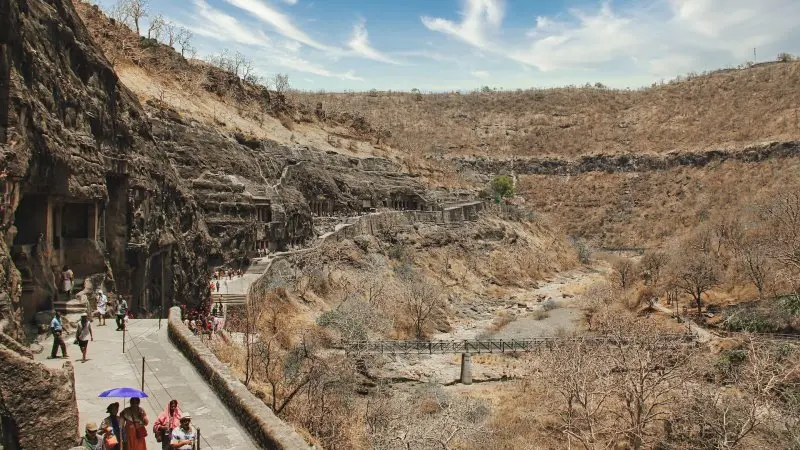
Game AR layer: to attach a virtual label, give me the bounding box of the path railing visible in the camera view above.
[341,333,697,355]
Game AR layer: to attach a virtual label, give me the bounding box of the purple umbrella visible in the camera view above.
[98,387,148,398]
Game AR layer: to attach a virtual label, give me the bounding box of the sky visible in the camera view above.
[97,0,800,92]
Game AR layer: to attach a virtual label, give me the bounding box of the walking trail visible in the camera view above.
[36,319,258,449]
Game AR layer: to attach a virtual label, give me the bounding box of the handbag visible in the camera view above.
[73,338,80,345]
[105,435,118,446]
[136,425,148,438]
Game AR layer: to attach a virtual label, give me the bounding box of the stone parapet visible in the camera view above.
[167,307,308,449]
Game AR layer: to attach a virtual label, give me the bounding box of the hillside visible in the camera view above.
[299,62,800,159]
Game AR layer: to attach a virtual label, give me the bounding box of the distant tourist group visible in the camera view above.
[79,399,197,449]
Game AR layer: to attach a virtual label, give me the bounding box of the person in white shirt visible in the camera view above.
[95,289,108,326]
[76,313,94,362]
[170,414,196,449]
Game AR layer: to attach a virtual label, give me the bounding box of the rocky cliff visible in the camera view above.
[1,0,217,336]
[447,140,800,176]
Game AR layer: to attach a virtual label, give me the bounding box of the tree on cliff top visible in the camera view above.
[491,175,515,200]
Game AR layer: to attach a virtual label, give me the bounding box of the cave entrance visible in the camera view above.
[12,194,48,245]
[143,247,173,317]
[61,203,90,238]
[255,201,271,222]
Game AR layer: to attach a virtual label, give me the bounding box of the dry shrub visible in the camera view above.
[531,309,550,321]
[489,312,517,332]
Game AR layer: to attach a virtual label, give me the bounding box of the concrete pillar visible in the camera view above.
[460,353,473,385]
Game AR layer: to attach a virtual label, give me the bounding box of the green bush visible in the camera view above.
[715,348,748,379]
[490,175,515,199]
[722,309,779,333]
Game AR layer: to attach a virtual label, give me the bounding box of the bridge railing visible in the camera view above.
[341,333,696,355]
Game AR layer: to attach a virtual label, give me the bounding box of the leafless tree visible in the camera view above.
[737,232,773,299]
[274,73,290,94]
[761,191,800,272]
[611,256,637,289]
[542,338,617,448]
[400,274,443,339]
[176,27,193,57]
[164,21,177,47]
[606,326,692,450]
[672,252,722,314]
[243,275,284,386]
[146,14,165,41]
[671,339,799,449]
[365,385,490,449]
[581,281,615,331]
[253,331,325,415]
[640,251,669,286]
[112,0,148,35]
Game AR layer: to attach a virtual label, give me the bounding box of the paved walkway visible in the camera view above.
[36,319,257,449]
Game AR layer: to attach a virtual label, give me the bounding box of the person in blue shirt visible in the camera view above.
[49,311,68,359]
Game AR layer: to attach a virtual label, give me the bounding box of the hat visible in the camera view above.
[86,422,99,432]
[180,413,192,420]
[80,312,88,317]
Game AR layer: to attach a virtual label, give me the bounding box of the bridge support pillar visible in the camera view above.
[460,353,472,385]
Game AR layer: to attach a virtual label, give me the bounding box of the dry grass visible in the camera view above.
[296,61,800,159]
[519,156,800,247]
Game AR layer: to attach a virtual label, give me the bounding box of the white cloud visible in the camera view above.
[280,0,298,4]
[512,2,642,71]
[266,53,363,81]
[421,0,505,49]
[471,70,490,78]
[224,0,329,50]
[424,0,800,77]
[187,0,270,47]
[347,22,401,65]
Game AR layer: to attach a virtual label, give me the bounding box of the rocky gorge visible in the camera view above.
[0,0,433,446]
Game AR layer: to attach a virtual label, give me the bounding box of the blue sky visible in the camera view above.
[98,0,800,91]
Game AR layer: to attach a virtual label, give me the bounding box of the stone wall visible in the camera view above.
[0,334,79,449]
[167,307,308,449]
[322,202,486,243]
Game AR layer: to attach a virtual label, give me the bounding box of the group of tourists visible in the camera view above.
[48,288,130,361]
[181,301,223,338]
[79,399,197,450]
[212,268,243,281]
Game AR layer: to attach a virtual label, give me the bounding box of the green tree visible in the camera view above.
[491,175,515,200]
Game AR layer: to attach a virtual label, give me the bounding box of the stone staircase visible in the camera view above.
[246,258,270,275]
[53,277,89,315]
[215,293,245,304]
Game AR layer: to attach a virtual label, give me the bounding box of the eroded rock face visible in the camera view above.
[447,140,800,176]
[0,0,215,333]
[0,336,80,449]
[147,104,430,263]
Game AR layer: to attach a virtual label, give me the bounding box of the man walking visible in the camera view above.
[49,311,68,359]
[76,313,94,362]
[170,413,196,449]
[116,297,128,331]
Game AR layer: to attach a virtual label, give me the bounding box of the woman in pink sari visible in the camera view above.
[153,399,182,450]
